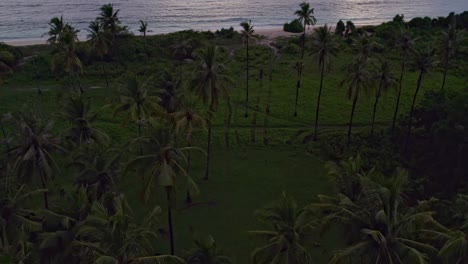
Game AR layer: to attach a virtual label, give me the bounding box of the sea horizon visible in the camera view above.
[1,0,467,42]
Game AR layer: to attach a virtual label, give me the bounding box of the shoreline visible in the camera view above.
[1,24,375,47]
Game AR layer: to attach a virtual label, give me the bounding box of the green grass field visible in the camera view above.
[1,31,467,262]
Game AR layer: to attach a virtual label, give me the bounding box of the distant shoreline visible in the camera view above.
[1,24,376,47]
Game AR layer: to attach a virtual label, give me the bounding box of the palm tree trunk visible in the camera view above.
[225,96,232,148]
[294,68,301,117]
[245,42,250,118]
[392,55,406,132]
[314,63,325,141]
[347,84,359,147]
[264,62,273,145]
[204,117,212,180]
[371,81,384,136]
[185,141,192,204]
[102,59,110,91]
[40,170,49,209]
[441,61,448,91]
[77,75,84,94]
[166,187,175,255]
[404,71,424,152]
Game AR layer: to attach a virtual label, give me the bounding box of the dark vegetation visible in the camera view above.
[0,2,467,263]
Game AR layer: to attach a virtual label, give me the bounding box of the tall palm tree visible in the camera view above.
[113,74,163,139]
[310,25,338,140]
[392,28,416,132]
[404,48,435,152]
[8,115,64,209]
[97,3,121,41]
[293,2,316,117]
[171,96,206,203]
[126,129,199,255]
[439,23,464,91]
[51,25,83,93]
[240,20,256,117]
[249,192,318,264]
[157,69,183,113]
[351,33,379,63]
[314,170,441,264]
[341,59,371,146]
[190,45,231,180]
[87,20,111,90]
[371,60,396,135]
[138,20,148,38]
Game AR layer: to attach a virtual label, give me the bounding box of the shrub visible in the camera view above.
[283,19,304,33]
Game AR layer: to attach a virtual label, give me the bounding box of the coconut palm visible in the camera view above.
[184,232,232,264]
[172,39,194,80]
[294,2,316,117]
[157,69,183,113]
[439,23,464,91]
[314,170,441,264]
[87,20,111,90]
[77,194,185,263]
[60,95,109,147]
[404,48,436,152]
[310,25,338,140]
[190,45,231,180]
[8,115,64,209]
[138,20,148,38]
[170,96,206,203]
[113,74,164,139]
[97,3,121,41]
[51,25,83,93]
[126,128,199,255]
[351,33,379,63]
[45,16,66,45]
[341,58,371,146]
[371,60,396,135]
[295,2,316,62]
[69,147,120,201]
[240,20,256,117]
[0,185,43,262]
[392,28,416,132]
[249,192,318,264]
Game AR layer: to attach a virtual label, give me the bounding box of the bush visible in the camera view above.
[215,27,238,39]
[283,19,304,33]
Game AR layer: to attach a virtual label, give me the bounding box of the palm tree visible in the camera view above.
[392,28,416,132]
[316,171,441,264]
[51,25,83,93]
[126,129,199,255]
[439,23,464,91]
[294,2,316,117]
[437,222,468,263]
[87,20,111,90]
[139,20,149,67]
[404,48,435,152]
[310,25,338,140]
[97,3,121,41]
[170,96,206,203]
[351,33,379,63]
[341,59,371,146]
[78,194,185,263]
[69,147,120,201]
[295,2,316,63]
[249,192,318,264]
[184,232,232,264]
[240,20,256,117]
[8,115,64,209]
[371,60,396,135]
[113,74,163,139]
[172,39,194,80]
[45,16,65,45]
[138,20,148,38]
[157,69,183,113]
[190,45,231,180]
[61,95,109,147]
[0,185,43,261]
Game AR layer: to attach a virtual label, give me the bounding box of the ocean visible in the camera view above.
[0,0,467,41]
